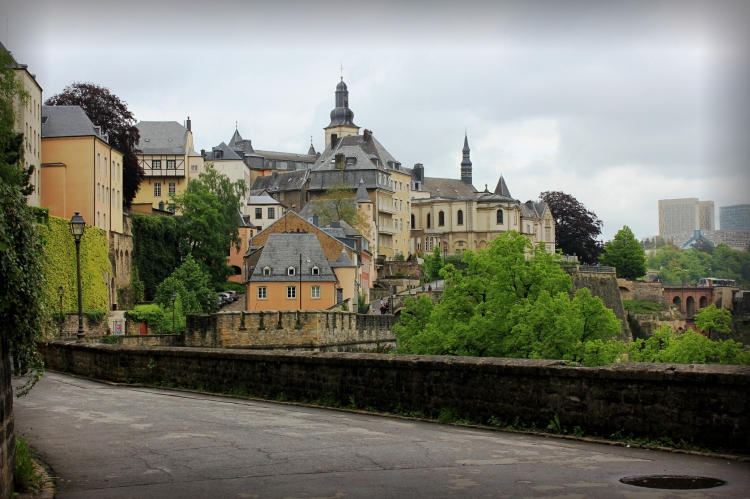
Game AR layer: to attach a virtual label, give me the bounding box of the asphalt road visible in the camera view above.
[13,372,750,498]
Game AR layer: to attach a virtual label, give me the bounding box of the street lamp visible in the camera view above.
[69,212,86,343]
[57,286,65,336]
[171,292,177,334]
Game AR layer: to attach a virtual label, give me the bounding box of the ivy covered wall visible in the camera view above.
[130,214,180,300]
[39,216,111,312]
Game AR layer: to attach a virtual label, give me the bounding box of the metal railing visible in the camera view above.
[578,265,615,273]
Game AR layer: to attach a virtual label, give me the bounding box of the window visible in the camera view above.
[268,207,275,218]
[287,266,296,276]
[97,182,100,200]
[97,153,100,171]
[104,158,107,176]
[153,182,162,197]
[311,286,321,299]
[287,286,296,298]
[496,210,503,224]
[311,266,320,276]
[168,182,176,195]
[458,241,464,247]
[255,208,262,219]
[191,164,198,171]
[152,160,161,170]
[167,160,176,169]
[427,213,431,228]
[438,211,445,226]
[411,214,415,228]
[257,287,267,299]
[457,210,463,225]
[262,267,271,276]
[400,218,403,231]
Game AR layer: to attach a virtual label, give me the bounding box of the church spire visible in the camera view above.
[460,132,472,185]
[308,136,316,156]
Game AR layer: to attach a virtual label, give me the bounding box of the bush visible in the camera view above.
[216,281,245,294]
[125,304,166,333]
[623,300,665,315]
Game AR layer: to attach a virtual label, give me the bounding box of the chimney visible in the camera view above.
[312,215,319,226]
[335,153,345,170]
[414,163,425,183]
[331,220,341,228]
[201,148,206,157]
[363,129,372,141]
[186,116,192,132]
[331,133,338,147]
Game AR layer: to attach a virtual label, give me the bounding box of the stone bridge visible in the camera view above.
[663,285,738,319]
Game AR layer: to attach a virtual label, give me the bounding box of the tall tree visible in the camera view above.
[310,182,370,233]
[600,225,647,280]
[45,82,144,206]
[540,191,603,263]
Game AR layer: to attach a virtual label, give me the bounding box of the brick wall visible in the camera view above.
[0,339,13,499]
[184,311,396,351]
[37,341,750,453]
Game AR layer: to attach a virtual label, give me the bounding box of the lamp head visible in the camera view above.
[57,285,65,297]
[171,292,177,302]
[69,212,86,241]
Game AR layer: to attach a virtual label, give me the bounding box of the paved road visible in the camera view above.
[14,372,750,498]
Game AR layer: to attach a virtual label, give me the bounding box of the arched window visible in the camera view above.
[311,266,320,276]
[438,211,445,226]
[457,210,463,225]
[427,213,431,228]
[496,210,503,224]
[287,266,296,276]
[263,267,271,276]
[411,214,415,228]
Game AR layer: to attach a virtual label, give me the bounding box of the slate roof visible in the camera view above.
[253,150,318,163]
[355,178,371,203]
[329,249,356,268]
[252,170,309,193]
[250,234,338,282]
[135,121,189,155]
[312,134,401,173]
[228,129,243,148]
[204,141,243,161]
[494,176,512,198]
[42,106,106,140]
[247,194,280,206]
[520,201,548,218]
[422,176,477,199]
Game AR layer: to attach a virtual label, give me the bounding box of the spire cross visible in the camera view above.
[340,62,344,81]
[235,121,238,130]
[310,135,313,145]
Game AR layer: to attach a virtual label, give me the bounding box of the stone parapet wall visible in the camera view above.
[37,341,750,453]
[617,279,667,306]
[185,311,396,350]
[56,313,108,338]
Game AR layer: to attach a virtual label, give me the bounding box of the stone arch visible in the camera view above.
[699,296,707,309]
[686,296,696,318]
[672,296,681,312]
[438,211,445,226]
[427,213,431,229]
[457,210,463,225]
[478,240,487,250]
[231,265,242,276]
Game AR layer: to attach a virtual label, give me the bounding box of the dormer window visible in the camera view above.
[311,266,320,276]
[262,267,271,276]
[287,266,296,276]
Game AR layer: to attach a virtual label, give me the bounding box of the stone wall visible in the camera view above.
[56,313,108,338]
[0,340,13,499]
[378,261,420,280]
[37,341,750,453]
[570,272,632,340]
[617,279,667,306]
[184,311,396,351]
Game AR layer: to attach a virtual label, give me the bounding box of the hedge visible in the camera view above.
[130,214,180,301]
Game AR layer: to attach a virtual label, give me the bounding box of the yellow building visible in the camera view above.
[40,106,125,235]
[3,42,44,206]
[132,119,204,211]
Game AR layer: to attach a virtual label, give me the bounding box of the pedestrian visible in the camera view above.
[427,284,432,291]
[421,284,425,292]
[385,302,390,314]
[380,303,387,315]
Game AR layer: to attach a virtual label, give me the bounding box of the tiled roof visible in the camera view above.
[247,194,280,206]
[423,176,477,199]
[253,150,318,163]
[494,175,512,198]
[329,249,355,268]
[135,121,189,155]
[41,106,105,140]
[250,233,338,282]
[355,178,371,203]
[204,141,243,161]
[251,170,309,192]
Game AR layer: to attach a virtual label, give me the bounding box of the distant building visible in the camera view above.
[658,198,714,237]
[133,119,204,212]
[245,190,283,231]
[720,204,750,231]
[671,229,750,251]
[2,41,44,206]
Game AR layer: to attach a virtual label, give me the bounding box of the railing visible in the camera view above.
[378,225,397,235]
[578,265,616,273]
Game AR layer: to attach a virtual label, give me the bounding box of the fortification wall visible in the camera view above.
[617,279,667,306]
[571,273,632,340]
[37,341,750,453]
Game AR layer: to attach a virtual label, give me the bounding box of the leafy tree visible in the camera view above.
[694,304,732,336]
[171,165,245,283]
[540,191,603,263]
[310,182,370,232]
[692,238,714,255]
[130,214,181,300]
[0,47,33,194]
[647,244,750,287]
[155,255,215,314]
[45,82,144,207]
[600,225,647,279]
[422,246,443,282]
[393,295,434,352]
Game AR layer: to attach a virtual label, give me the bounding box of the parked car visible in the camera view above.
[219,292,234,304]
[223,290,238,301]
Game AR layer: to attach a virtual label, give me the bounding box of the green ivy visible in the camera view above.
[50,309,107,325]
[40,216,111,313]
[130,214,181,300]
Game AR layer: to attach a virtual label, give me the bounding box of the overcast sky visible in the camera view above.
[3,0,749,240]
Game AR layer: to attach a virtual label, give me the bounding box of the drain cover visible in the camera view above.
[620,475,726,490]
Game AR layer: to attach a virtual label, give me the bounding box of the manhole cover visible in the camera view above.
[620,475,726,490]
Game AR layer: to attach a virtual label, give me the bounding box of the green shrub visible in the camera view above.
[14,436,42,492]
[50,309,106,325]
[125,304,172,333]
[623,300,665,315]
[216,281,246,294]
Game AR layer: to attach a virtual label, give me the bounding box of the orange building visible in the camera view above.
[40,106,124,235]
[245,233,339,311]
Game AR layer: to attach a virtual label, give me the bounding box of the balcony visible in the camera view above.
[377,204,397,215]
[378,225,397,235]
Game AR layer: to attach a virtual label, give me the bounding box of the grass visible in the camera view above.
[14,436,44,493]
[623,299,666,315]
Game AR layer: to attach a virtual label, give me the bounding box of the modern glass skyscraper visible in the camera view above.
[720,205,750,230]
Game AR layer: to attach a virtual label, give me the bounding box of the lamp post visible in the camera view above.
[57,285,65,336]
[171,292,177,334]
[69,212,86,343]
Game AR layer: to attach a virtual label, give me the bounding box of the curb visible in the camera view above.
[16,459,55,499]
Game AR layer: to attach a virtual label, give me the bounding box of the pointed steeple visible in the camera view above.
[308,136,316,156]
[355,178,371,204]
[229,127,243,148]
[494,175,512,198]
[460,132,473,185]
